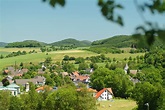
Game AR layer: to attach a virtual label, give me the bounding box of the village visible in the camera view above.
[0,61,139,101]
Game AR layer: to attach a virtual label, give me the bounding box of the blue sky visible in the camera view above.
[0,0,164,43]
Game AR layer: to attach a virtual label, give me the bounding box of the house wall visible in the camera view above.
[98,90,113,101]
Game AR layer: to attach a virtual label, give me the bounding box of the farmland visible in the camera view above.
[0,47,144,70]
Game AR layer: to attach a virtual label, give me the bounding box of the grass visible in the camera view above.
[0,49,97,70]
[0,47,41,53]
[97,99,137,110]
[0,48,144,70]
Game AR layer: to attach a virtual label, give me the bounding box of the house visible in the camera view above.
[36,85,52,93]
[5,75,14,83]
[5,67,28,77]
[15,76,46,87]
[96,88,113,101]
[38,69,45,74]
[130,77,140,84]
[85,68,94,73]
[61,72,69,77]
[124,63,129,74]
[3,70,9,75]
[0,83,20,96]
[71,71,80,77]
[74,75,90,83]
[130,70,138,75]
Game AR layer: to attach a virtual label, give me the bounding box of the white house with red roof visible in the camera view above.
[96,88,113,101]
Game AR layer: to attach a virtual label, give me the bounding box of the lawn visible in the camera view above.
[97,99,137,110]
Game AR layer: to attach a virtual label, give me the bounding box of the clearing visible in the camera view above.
[97,99,137,110]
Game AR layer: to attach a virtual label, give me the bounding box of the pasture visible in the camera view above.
[97,99,137,110]
[0,47,144,70]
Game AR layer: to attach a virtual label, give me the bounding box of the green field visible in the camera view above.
[0,47,41,53]
[97,99,137,110]
[0,48,144,70]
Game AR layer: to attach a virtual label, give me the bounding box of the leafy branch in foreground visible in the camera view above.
[43,0,165,46]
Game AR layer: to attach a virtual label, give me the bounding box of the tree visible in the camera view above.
[45,57,52,64]
[62,62,76,73]
[90,63,98,70]
[9,96,22,110]
[63,55,70,61]
[2,78,10,87]
[78,63,89,71]
[0,90,10,110]
[75,57,85,64]
[90,67,133,98]
[45,85,96,110]
[132,82,163,110]
[20,62,23,67]
[21,82,41,110]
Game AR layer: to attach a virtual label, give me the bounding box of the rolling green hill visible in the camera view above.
[0,42,8,47]
[92,35,136,48]
[50,38,91,47]
[5,40,47,48]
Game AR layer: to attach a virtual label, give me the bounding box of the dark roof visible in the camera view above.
[15,76,45,85]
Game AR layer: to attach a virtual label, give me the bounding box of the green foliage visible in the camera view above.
[92,35,135,48]
[45,57,52,64]
[90,63,98,70]
[75,57,85,64]
[5,40,46,48]
[137,67,163,84]
[132,82,163,110]
[50,38,91,47]
[45,85,96,110]
[9,96,22,110]
[90,67,133,98]
[0,91,10,110]
[21,83,41,110]
[2,78,10,86]
[98,0,124,26]
[78,63,89,71]
[62,62,76,73]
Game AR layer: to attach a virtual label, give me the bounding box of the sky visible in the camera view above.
[0,0,164,43]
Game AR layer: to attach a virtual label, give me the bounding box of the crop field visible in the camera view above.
[97,99,137,110]
[0,48,144,70]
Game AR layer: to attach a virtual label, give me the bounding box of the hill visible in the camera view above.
[92,35,136,48]
[0,42,8,47]
[50,38,91,47]
[5,40,47,48]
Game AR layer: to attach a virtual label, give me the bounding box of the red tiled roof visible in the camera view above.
[36,86,52,91]
[72,71,79,77]
[96,88,106,99]
[96,88,113,99]
[4,70,9,73]
[75,75,88,81]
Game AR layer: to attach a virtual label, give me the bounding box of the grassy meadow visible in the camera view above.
[0,47,144,70]
[97,99,137,110]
